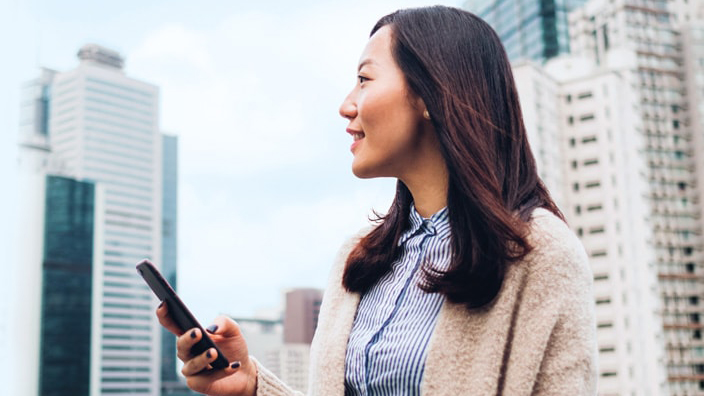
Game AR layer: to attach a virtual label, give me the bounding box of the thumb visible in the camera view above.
[207,315,242,338]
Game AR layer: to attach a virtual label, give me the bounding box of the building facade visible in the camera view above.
[283,288,323,345]
[567,1,704,393]
[39,175,97,396]
[511,60,566,209]
[15,44,178,395]
[464,0,586,63]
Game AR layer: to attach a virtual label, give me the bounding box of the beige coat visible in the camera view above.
[255,208,597,395]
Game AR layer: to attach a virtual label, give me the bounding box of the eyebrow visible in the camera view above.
[358,59,376,72]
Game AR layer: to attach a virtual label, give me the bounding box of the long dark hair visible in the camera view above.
[342,6,564,309]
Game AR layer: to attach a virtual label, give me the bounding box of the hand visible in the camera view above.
[157,304,258,396]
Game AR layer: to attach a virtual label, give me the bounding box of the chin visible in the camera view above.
[351,161,378,179]
[351,162,392,180]
[351,167,375,179]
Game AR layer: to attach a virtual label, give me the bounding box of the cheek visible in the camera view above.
[357,91,396,137]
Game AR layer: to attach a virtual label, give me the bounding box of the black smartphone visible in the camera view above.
[136,259,229,369]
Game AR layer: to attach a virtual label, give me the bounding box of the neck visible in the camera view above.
[402,163,449,219]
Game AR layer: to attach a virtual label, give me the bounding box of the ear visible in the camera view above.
[415,97,431,121]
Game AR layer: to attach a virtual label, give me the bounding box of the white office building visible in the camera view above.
[513,52,668,395]
[16,44,165,395]
[512,61,567,210]
[568,1,704,393]
[511,0,704,393]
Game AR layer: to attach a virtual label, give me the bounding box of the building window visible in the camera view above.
[589,227,605,234]
[690,296,699,306]
[597,322,613,328]
[591,251,608,258]
[580,114,595,121]
[585,181,601,188]
[578,91,593,99]
[587,204,603,211]
[584,158,599,166]
[600,372,617,377]
[573,183,580,191]
[596,298,611,305]
[687,263,696,273]
[575,205,582,215]
[594,274,609,281]
[599,346,615,353]
[569,137,576,147]
[695,330,702,340]
[566,94,572,103]
[568,116,574,125]
[582,136,597,143]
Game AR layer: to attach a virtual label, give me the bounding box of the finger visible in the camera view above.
[181,347,218,377]
[209,315,242,338]
[184,360,244,393]
[156,302,184,336]
[176,328,201,362]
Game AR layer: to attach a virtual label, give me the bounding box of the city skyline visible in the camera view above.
[4,0,704,394]
[1,0,463,335]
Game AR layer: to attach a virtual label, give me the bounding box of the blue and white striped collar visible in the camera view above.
[398,205,451,245]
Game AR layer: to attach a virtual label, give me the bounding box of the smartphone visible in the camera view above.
[136,259,230,369]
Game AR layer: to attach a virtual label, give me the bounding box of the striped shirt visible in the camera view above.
[344,206,452,396]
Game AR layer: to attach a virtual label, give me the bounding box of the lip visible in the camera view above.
[346,128,363,135]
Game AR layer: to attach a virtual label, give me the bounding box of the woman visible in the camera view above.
[158,6,597,395]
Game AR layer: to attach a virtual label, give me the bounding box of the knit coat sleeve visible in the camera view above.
[252,356,303,396]
[518,211,598,395]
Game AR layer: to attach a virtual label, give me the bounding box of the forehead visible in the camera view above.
[358,25,394,69]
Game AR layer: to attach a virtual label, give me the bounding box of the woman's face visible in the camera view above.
[339,25,428,180]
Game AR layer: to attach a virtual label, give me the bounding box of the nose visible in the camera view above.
[339,88,357,120]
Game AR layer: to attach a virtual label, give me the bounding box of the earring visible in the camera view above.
[423,110,431,120]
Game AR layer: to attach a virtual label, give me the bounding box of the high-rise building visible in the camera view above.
[464,0,587,63]
[507,0,704,393]
[567,1,704,393]
[40,175,97,396]
[160,134,192,395]
[283,288,323,345]
[511,60,566,209]
[14,44,178,395]
[228,288,323,393]
[232,316,284,374]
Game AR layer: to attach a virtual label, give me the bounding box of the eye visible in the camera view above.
[358,75,369,84]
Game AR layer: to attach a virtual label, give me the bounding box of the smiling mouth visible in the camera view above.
[352,132,365,141]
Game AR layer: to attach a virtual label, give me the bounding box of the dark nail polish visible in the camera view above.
[158,301,164,308]
[190,329,197,339]
[206,324,219,334]
[231,361,241,369]
[206,350,212,359]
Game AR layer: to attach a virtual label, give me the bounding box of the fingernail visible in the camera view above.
[190,329,197,339]
[206,350,212,359]
[206,324,219,334]
[231,361,241,369]
[158,301,164,308]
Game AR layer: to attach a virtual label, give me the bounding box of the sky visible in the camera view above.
[0,0,463,326]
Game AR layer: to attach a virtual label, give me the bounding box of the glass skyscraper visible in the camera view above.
[464,0,586,63]
[40,175,95,396]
